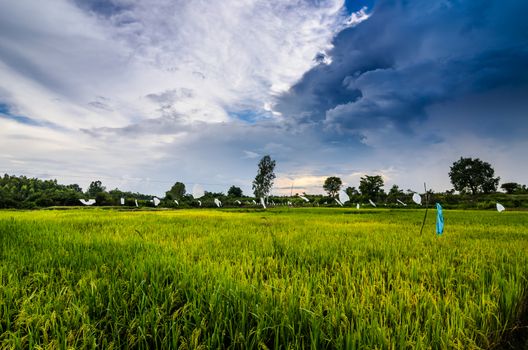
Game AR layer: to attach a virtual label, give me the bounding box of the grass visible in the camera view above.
[0,208,527,349]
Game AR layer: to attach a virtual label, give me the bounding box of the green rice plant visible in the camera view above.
[0,208,527,349]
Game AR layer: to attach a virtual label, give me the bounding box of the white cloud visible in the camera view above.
[3,0,525,197]
[243,150,260,159]
[1,0,351,126]
[344,6,370,26]
[0,0,360,193]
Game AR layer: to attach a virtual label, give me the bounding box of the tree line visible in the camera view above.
[0,156,526,209]
[319,157,527,209]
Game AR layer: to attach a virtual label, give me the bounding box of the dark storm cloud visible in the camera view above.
[344,0,375,13]
[275,0,528,137]
[72,0,131,17]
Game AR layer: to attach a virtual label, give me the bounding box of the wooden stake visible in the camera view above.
[420,182,429,235]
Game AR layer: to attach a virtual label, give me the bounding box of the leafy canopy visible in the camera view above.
[87,180,105,197]
[227,186,243,197]
[252,155,276,198]
[166,182,186,200]
[500,182,521,194]
[387,185,404,199]
[359,175,384,200]
[449,157,499,195]
[323,177,342,198]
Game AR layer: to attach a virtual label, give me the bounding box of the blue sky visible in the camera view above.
[0,0,527,196]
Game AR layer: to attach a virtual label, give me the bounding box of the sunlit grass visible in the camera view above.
[0,208,527,349]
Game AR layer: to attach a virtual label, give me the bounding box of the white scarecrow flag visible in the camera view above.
[214,198,222,207]
[369,199,377,207]
[396,199,407,206]
[260,197,267,209]
[252,200,257,205]
[235,200,242,205]
[192,184,205,199]
[79,199,96,206]
[153,197,160,206]
[287,201,292,206]
[135,199,139,207]
[193,184,204,207]
[120,198,125,205]
[300,196,310,202]
[412,193,422,205]
[335,198,343,206]
[174,200,179,206]
[356,203,360,209]
[339,190,350,205]
[496,202,505,212]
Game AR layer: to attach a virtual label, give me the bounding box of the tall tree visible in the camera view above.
[166,182,186,200]
[345,186,359,196]
[449,157,500,195]
[227,185,243,197]
[387,185,404,200]
[87,180,105,197]
[345,186,360,202]
[359,175,384,200]
[323,177,342,198]
[252,155,276,199]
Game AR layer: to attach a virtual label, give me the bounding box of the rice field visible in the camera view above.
[0,208,527,349]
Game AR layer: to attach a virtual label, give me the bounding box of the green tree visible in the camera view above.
[359,175,384,200]
[252,155,276,199]
[87,180,106,197]
[323,177,342,198]
[166,182,186,200]
[387,185,404,200]
[0,174,160,208]
[95,192,113,206]
[345,186,360,202]
[66,184,83,193]
[500,182,520,194]
[449,157,500,195]
[203,191,225,199]
[345,186,359,196]
[227,186,243,197]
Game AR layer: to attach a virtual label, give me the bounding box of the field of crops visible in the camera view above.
[0,208,527,349]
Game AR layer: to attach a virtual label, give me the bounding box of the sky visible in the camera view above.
[1,0,527,196]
